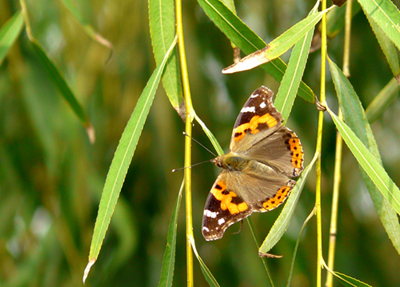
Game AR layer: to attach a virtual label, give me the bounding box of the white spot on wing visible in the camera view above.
[202,226,210,232]
[259,101,267,109]
[218,218,225,225]
[250,93,259,98]
[204,210,218,218]
[241,106,256,113]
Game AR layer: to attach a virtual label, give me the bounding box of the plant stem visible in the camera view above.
[343,0,353,78]
[316,0,327,286]
[176,0,195,285]
[326,2,352,286]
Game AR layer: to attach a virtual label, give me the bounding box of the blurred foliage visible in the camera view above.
[1,0,400,286]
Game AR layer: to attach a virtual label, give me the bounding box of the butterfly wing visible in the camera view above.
[202,86,304,241]
[202,169,294,241]
[231,86,304,177]
[230,86,283,153]
[247,126,304,177]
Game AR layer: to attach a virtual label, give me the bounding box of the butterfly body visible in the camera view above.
[202,86,304,241]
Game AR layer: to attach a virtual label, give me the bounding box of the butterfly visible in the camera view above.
[202,86,304,241]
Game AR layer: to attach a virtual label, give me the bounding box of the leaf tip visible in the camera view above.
[258,251,283,258]
[222,46,270,74]
[86,123,96,144]
[83,259,96,284]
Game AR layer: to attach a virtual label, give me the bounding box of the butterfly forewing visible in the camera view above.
[230,86,283,153]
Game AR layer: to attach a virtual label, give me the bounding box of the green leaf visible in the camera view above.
[149,0,184,118]
[265,8,329,60]
[357,0,400,50]
[190,238,220,287]
[365,11,400,78]
[325,2,361,38]
[0,10,24,66]
[365,78,400,123]
[194,112,224,156]
[83,37,177,283]
[158,180,184,287]
[219,0,236,13]
[259,151,319,254]
[196,0,315,103]
[329,59,400,253]
[327,107,400,216]
[223,5,330,74]
[274,3,319,122]
[61,0,113,51]
[30,39,95,143]
[333,271,372,287]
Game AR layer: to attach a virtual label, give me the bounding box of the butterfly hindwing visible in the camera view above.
[247,126,304,177]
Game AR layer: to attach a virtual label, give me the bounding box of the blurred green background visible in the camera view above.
[1,0,400,286]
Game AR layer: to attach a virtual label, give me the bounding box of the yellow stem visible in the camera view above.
[326,2,352,286]
[316,0,327,286]
[343,0,353,77]
[176,0,194,285]
[325,109,343,287]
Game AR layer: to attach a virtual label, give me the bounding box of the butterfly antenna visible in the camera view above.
[182,132,217,157]
[172,159,213,172]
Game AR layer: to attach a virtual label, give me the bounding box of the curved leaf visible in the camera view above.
[329,59,400,254]
[83,36,177,283]
[61,0,113,52]
[275,2,319,122]
[259,151,319,254]
[149,0,184,117]
[327,107,400,217]
[196,0,315,103]
[366,77,400,123]
[0,10,24,65]
[158,180,184,287]
[358,0,400,50]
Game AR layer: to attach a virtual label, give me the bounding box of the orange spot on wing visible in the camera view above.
[288,136,304,169]
[262,185,292,211]
[233,113,277,142]
[211,181,248,214]
[259,113,277,128]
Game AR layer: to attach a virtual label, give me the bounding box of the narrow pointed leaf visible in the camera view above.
[149,0,184,118]
[30,39,95,143]
[196,0,315,103]
[194,113,224,156]
[329,59,400,253]
[0,10,24,65]
[264,8,330,61]
[259,151,319,254]
[223,6,332,74]
[61,0,113,51]
[83,38,177,283]
[357,0,400,50]
[366,78,400,123]
[333,271,372,287]
[327,107,400,216]
[365,12,400,78]
[190,238,220,287]
[274,3,318,121]
[158,181,184,287]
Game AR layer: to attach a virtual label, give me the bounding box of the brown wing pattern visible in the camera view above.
[202,167,295,241]
[230,86,283,152]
